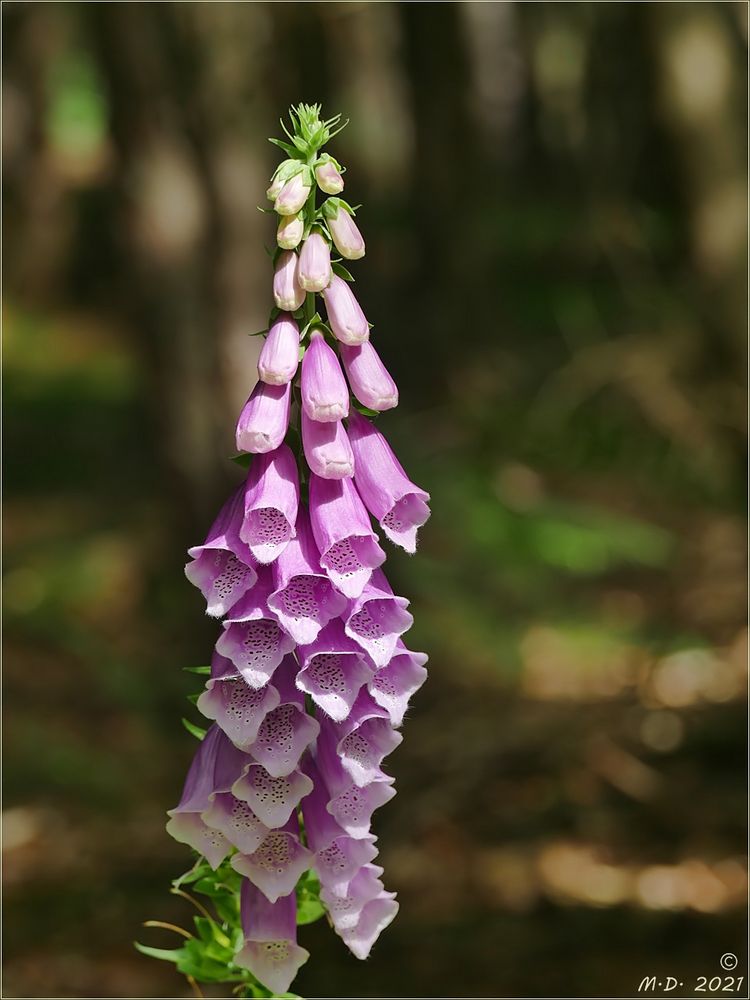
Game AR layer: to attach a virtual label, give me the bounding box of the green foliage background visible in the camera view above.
[3,2,746,997]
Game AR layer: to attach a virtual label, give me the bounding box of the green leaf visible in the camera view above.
[268,137,297,156]
[181,717,207,741]
[296,870,326,925]
[332,262,355,283]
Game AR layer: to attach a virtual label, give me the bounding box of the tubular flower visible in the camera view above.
[339,340,398,412]
[235,380,291,455]
[321,273,370,345]
[268,506,348,645]
[235,882,310,994]
[309,473,386,598]
[184,486,258,617]
[298,230,332,293]
[315,155,344,195]
[277,212,304,250]
[274,170,311,216]
[327,202,366,260]
[162,105,430,996]
[347,408,431,553]
[273,250,305,312]
[301,330,349,422]
[258,314,300,385]
[301,411,354,480]
[239,444,299,564]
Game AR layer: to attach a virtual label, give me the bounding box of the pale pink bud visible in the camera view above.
[297,232,332,293]
[274,172,311,216]
[273,251,305,312]
[277,212,304,250]
[321,274,369,346]
[339,340,398,411]
[328,206,365,260]
[302,411,355,480]
[301,330,349,422]
[315,159,344,195]
[258,314,301,385]
[266,173,285,202]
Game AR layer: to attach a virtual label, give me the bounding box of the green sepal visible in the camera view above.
[181,717,207,741]
[186,692,200,706]
[353,403,380,419]
[332,262,355,283]
[248,328,268,338]
[183,665,211,675]
[230,453,253,469]
[134,941,183,965]
[299,312,322,339]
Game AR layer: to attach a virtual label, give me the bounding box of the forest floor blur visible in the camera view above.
[3,304,746,998]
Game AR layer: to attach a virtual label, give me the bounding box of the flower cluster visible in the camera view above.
[166,105,430,995]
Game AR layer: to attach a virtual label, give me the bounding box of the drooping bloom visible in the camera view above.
[321,273,369,345]
[184,487,257,617]
[273,250,305,312]
[319,689,403,787]
[232,762,313,830]
[232,812,314,902]
[274,171,311,216]
[235,882,310,994]
[367,641,428,727]
[301,411,354,480]
[239,444,299,563]
[309,473,386,598]
[344,568,413,669]
[315,156,344,195]
[347,409,431,553]
[327,204,365,260]
[277,212,304,250]
[301,758,379,892]
[235,380,291,455]
[258,314,300,385]
[268,505,348,645]
[246,659,320,777]
[298,231,332,293]
[197,649,281,750]
[215,572,295,688]
[296,619,374,722]
[339,340,398,412]
[301,330,349,422]
[166,725,250,868]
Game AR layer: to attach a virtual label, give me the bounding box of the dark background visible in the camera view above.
[3,2,747,997]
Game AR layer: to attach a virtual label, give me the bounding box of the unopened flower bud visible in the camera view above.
[277,212,304,250]
[315,157,344,195]
[298,231,332,293]
[328,205,365,260]
[339,340,398,411]
[266,174,285,202]
[302,411,355,480]
[301,329,349,422]
[321,274,369,345]
[273,251,305,312]
[275,172,311,216]
[258,314,300,385]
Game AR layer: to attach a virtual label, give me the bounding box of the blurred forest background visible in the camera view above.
[3,2,747,997]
